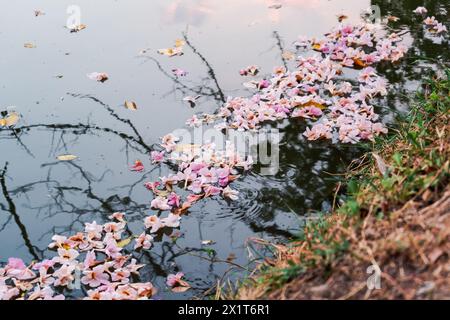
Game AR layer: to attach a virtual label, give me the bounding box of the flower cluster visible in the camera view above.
[188,22,406,143]
[423,16,447,35]
[1,213,156,300]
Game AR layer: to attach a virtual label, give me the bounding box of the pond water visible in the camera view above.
[0,0,448,299]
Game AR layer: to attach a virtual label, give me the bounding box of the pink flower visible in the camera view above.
[166,272,185,287]
[87,72,109,82]
[81,265,110,288]
[104,241,122,258]
[151,197,171,211]
[168,192,181,208]
[198,167,218,184]
[108,212,125,222]
[134,233,153,250]
[172,68,188,77]
[5,258,36,280]
[144,215,163,233]
[111,268,131,283]
[204,185,222,197]
[53,248,79,264]
[6,258,26,270]
[84,250,97,269]
[130,160,145,172]
[161,213,181,228]
[187,179,203,194]
[144,181,161,193]
[53,264,76,287]
[413,6,427,15]
[151,151,165,164]
[85,221,103,239]
[32,259,55,271]
[223,186,239,201]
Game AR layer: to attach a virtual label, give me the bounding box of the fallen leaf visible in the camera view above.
[353,58,368,68]
[312,43,322,51]
[124,101,138,111]
[57,154,78,161]
[158,47,183,57]
[174,39,186,48]
[70,24,87,33]
[24,43,36,49]
[282,51,295,60]
[182,95,201,108]
[268,4,282,9]
[87,72,109,83]
[387,15,400,22]
[372,153,388,176]
[34,10,45,17]
[337,14,348,22]
[226,253,236,262]
[117,237,133,248]
[0,112,20,127]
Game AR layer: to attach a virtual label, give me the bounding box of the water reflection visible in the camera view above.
[0,0,448,299]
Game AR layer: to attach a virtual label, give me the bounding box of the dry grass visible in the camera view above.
[234,72,450,300]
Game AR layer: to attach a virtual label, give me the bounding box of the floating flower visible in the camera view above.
[130,160,145,172]
[151,151,165,164]
[413,6,427,15]
[161,213,181,228]
[144,215,163,233]
[151,197,171,211]
[81,265,110,288]
[134,233,153,250]
[223,186,239,201]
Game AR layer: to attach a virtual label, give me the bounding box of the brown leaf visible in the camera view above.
[0,112,20,127]
[124,101,138,111]
[372,153,388,176]
[57,154,78,161]
[24,43,36,49]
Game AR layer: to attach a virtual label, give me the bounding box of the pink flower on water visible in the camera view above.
[166,272,185,287]
[81,264,110,288]
[53,264,75,287]
[134,232,153,250]
[172,68,188,77]
[223,186,239,201]
[151,197,171,211]
[413,6,427,15]
[168,192,181,208]
[151,151,165,164]
[130,160,145,172]
[188,179,203,194]
[108,212,125,222]
[161,213,181,228]
[144,215,163,233]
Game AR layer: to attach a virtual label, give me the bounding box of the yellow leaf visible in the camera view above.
[117,237,132,248]
[282,51,295,60]
[24,43,36,48]
[0,112,20,127]
[124,101,138,111]
[57,154,78,161]
[174,39,185,48]
[312,43,322,51]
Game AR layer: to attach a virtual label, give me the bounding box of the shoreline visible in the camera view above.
[234,70,450,300]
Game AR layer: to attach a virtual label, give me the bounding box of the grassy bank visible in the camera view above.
[234,71,450,300]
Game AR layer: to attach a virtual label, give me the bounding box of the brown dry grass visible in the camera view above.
[234,73,450,300]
